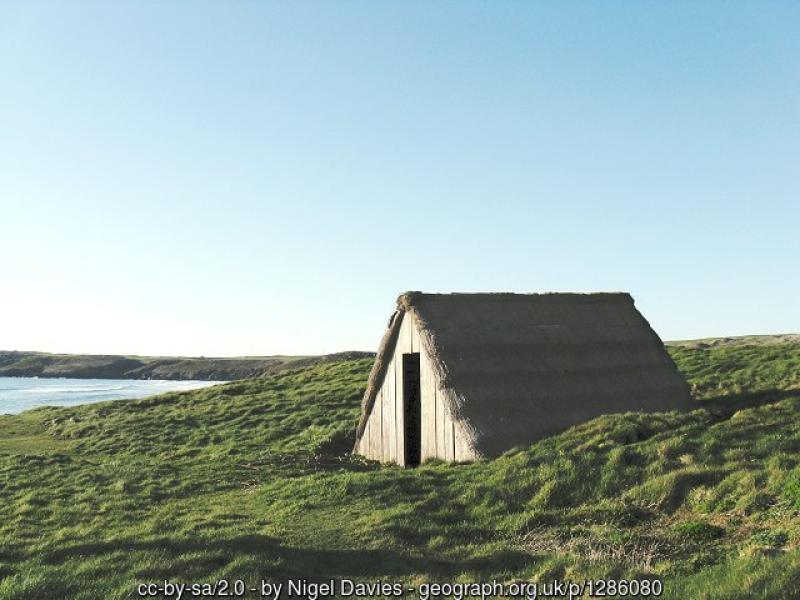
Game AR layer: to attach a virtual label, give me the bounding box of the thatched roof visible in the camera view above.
[356,292,693,457]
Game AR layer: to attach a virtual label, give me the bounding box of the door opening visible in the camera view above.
[402,352,421,467]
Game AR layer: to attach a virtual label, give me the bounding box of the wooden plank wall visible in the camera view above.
[357,311,477,464]
[381,355,393,463]
[358,313,410,465]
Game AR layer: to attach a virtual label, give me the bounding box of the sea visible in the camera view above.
[0,377,220,415]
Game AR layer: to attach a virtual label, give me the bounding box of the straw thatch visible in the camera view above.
[355,292,692,460]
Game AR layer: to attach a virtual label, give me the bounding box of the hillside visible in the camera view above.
[0,342,799,598]
[667,333,800,349]
[0,350,373,381]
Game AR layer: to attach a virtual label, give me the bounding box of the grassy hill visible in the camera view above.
[667,333,800,349]
[0,343,799,598]
[0,350,373,381]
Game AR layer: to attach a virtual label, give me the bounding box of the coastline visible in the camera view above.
[0,350,374,381]
[0,376,222,415]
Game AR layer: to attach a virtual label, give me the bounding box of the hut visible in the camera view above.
[353,292,693,466]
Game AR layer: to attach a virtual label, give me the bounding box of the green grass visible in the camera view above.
[1,346,799,599]
[0,413,69,455]
[670,343,800,399]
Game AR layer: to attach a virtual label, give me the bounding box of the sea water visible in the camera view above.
[0,377,220,414]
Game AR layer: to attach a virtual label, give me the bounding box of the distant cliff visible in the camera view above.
[0,350,374,381]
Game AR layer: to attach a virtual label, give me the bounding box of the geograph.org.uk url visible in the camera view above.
[136,577,664,599]
[422,579,662,599]
[413,579,663,599]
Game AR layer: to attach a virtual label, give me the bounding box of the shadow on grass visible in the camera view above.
[41,534,533,581]
[699,388,800,419]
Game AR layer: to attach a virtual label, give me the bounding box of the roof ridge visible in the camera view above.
[397,291,634,310]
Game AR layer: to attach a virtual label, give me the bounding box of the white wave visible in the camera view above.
[22,386,127,394]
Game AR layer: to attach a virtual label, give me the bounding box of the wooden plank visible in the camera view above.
[436,390,445,459]
[419,347,427,460]
[365,401,373,459]
[444,410,454,462]
[433,379,439,460]
[399,312,411,354]
[429,355,438,459]
[364,419,371,459]
[450,421,456,462]
[394,353,405,466]
[373,388,383,460]
[417,347,435,462]
[420,347,433,461]
[367,394,375,459]
[432,388,439,459]
[390,356,397,463]
[382,371,391,462]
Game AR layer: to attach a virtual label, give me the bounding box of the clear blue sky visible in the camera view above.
[1,2,798,356]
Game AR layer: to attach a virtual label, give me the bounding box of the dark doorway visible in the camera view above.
[402,352,421,467]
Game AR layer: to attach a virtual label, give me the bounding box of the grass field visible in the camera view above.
[1,343,799,598]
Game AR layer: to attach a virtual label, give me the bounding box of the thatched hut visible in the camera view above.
[354,292,692,466]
